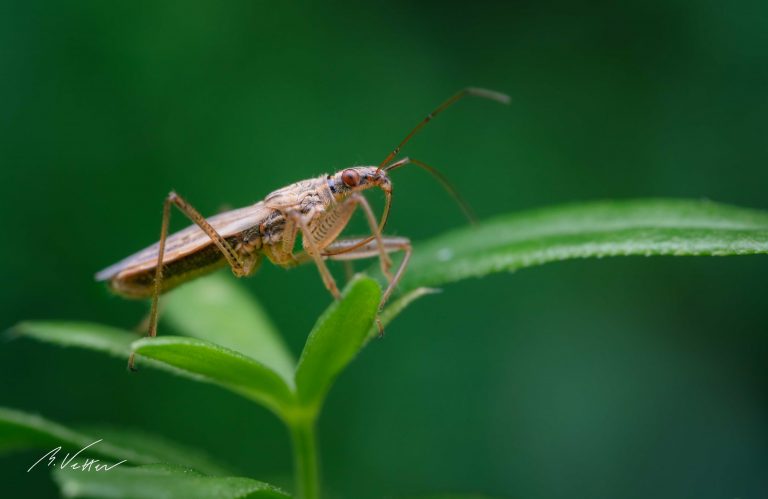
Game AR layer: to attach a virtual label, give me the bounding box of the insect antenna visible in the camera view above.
[326,89,507,258]
[386,157,477,224]
[325,157,475,259]
[378,87,510,170]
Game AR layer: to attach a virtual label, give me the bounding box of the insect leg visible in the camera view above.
[322,236,412,336]
[129,191,250,371]
[289,210,342,300]
[349,193,394,281]
[323,236,412,307]
[317,194,395,279]
[287,192,395,300]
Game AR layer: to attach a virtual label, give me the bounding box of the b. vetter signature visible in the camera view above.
[27,439,127,473]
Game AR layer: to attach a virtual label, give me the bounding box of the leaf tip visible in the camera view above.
[341,274,383,303]
[3,322,23,341]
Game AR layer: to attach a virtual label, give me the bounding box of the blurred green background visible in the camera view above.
[2,1,768,497]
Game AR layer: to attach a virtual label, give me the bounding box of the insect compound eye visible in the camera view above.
[341,169,360,187]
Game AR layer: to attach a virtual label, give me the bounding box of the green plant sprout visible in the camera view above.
[4,199,768,498]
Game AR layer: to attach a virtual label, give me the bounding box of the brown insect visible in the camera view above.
[95,87,509,369]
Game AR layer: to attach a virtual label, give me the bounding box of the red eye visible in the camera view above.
[341,169,360,187]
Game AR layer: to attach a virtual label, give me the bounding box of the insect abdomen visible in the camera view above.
[107,243,229,299]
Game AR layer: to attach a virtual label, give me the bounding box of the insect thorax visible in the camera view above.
[264,176,334,214]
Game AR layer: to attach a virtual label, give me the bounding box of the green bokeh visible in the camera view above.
[2,1,767,498]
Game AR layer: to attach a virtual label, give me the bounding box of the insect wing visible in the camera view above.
[95,202,269,281]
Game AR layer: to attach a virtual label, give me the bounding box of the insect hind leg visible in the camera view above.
[129,191,251,372]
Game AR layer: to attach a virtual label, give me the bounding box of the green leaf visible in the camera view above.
[131,337,295,418]
[54,463,289,499]
[10,322,135,358]
[8,322,294,419]
[401,199,768,289]
[77,426,232,476]
[0,408,228,475]
[295,276,381,412]
[365,286,440,343]
[162,273,295,385]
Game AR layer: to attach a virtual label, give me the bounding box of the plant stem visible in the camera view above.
[289,415,319,499]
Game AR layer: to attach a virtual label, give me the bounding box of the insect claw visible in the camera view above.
[127,353,139,372]
[376,316,385,338]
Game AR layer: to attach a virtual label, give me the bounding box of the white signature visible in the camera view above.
[27,439,127,473]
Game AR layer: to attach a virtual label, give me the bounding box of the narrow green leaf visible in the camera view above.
[295,276,381,411]
[10,322,135,358]
[8,322,292,418]
[162,273,295,385]
[54,463,289,499]
[78,426,232,476]
[0,408,227,475]
[132,337,295,418]
[365,287,440,343]
[402,199,768,289]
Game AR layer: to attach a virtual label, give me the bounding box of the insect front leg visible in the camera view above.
[322,236,412,336]
[301,193,394,279]
[278,192,393,303]
[286,210,342,300]
[322,236,412,308]
[348,193,394,281]
[129,191,252,371]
